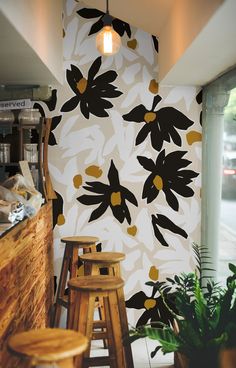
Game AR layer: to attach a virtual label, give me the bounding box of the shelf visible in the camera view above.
[0,162,38,166]
[0,162,19,166]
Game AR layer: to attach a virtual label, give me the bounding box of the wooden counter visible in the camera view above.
[0,201,54,367]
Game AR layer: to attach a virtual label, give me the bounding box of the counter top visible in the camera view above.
[0,221,19,237]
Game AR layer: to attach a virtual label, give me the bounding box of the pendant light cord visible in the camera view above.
[106,0,109,14]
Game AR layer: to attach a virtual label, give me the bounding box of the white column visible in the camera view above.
[201,86,229,277]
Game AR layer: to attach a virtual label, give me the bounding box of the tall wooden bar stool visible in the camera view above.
[67,275,134,368]
[53,236,99,327]
[80,251,125,277]
[8,328,88,368]
[80,252,126,349]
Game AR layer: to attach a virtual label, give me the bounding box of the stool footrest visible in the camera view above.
[93,320,106,328]
[92,331,107,340]
[84,356,115,367]
[57,295,68,308]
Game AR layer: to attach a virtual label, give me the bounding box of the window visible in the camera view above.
[202,68,236,284]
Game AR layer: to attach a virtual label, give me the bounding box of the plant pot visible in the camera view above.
[174,351,219,368]
[174,352,189,368]
[219,348,236,368]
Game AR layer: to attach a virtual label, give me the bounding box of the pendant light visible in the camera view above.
[96,0,121,56]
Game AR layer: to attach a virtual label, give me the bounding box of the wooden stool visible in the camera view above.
[80,251,125,277]
[53,236,99,327]
[8,328,88,368]
[67,275,134,368]
[80,252,126,349]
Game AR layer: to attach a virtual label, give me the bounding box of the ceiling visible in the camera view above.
[0,0,235,87]
[0,11,59,85]
[82,0,174,37]
[83,0,236,86]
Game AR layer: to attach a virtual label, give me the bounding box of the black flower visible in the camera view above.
[123,95,194,151]
[32,103,61,146]
[77,160,138,224]
[152,35,159,53]
[151,213,188,247]
[61,57,122,118]
[137,150,199,211]
[126,266,175,328]
[126,291,174,327]
[77,7,131,38]
[33,89,57,112]
[53,191,64,228]
[48,115,62,146]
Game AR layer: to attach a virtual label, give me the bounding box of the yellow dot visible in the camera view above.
[144,299,156,310]
[144,112,156,123]
[76,265,84,277]
[153,175,163,191]
[127,225,137,236]
[186,131,202,145]
[57,214,65,226]
[149,79,159,94]
[149,266,159,281]
[76,77,87,94]
[85,165,103,178]
[110,192,121,206]
[127,39,137,49]
[73,174,83,189]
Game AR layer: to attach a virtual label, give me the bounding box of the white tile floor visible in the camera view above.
[90,338,174,368]
[131,338,174,368]
[61,310,174,367]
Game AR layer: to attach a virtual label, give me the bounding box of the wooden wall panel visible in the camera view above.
[0,201,53,368]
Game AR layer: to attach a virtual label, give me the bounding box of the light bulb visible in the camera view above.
[96,25,121,56]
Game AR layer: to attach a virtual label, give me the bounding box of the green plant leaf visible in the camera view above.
[229,263,236,274]
[142,326,181,353]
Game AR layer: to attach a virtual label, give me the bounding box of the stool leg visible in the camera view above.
[83,244,96,254]
[117,287,134,368]
[108,291,126,368]
[113,263,121,277]
[90,264,108,349]
[70,246,79,278]
[67,288,80,329]
[57,357,74,368]
[73,291,96,368]
[103,295,118,368]
[53,244,71,327]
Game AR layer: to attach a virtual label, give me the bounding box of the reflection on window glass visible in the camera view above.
[219,87,236,285]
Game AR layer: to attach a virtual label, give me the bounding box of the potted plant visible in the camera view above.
[129,244,236,368]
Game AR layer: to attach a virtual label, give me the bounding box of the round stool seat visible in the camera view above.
[68,275,124,291]
[61,236,99,246]
[79,251,125,264]
[8,328,88,362]
[53,236,99,327]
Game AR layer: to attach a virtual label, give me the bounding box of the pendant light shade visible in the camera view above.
[96,0,121,56]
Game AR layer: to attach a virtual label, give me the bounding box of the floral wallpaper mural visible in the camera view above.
[37,0,202,326]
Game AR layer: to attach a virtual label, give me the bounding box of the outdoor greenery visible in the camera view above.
[130,244,236,368]
[224,87,236,136]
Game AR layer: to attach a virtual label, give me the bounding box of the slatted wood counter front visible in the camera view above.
[0,201,54,368]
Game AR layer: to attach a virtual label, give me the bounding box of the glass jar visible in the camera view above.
[0,110,15,124]
[0,143,10,163]
[18,108,41,125]
[23,143,38,162]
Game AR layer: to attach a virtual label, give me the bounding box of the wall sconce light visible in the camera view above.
[96,0,121,56]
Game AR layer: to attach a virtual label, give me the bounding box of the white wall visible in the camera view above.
[0,0,63,84]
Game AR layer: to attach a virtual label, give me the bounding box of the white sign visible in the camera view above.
[0,99,32,110]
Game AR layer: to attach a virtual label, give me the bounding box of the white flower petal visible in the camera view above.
[122,63,141,85]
